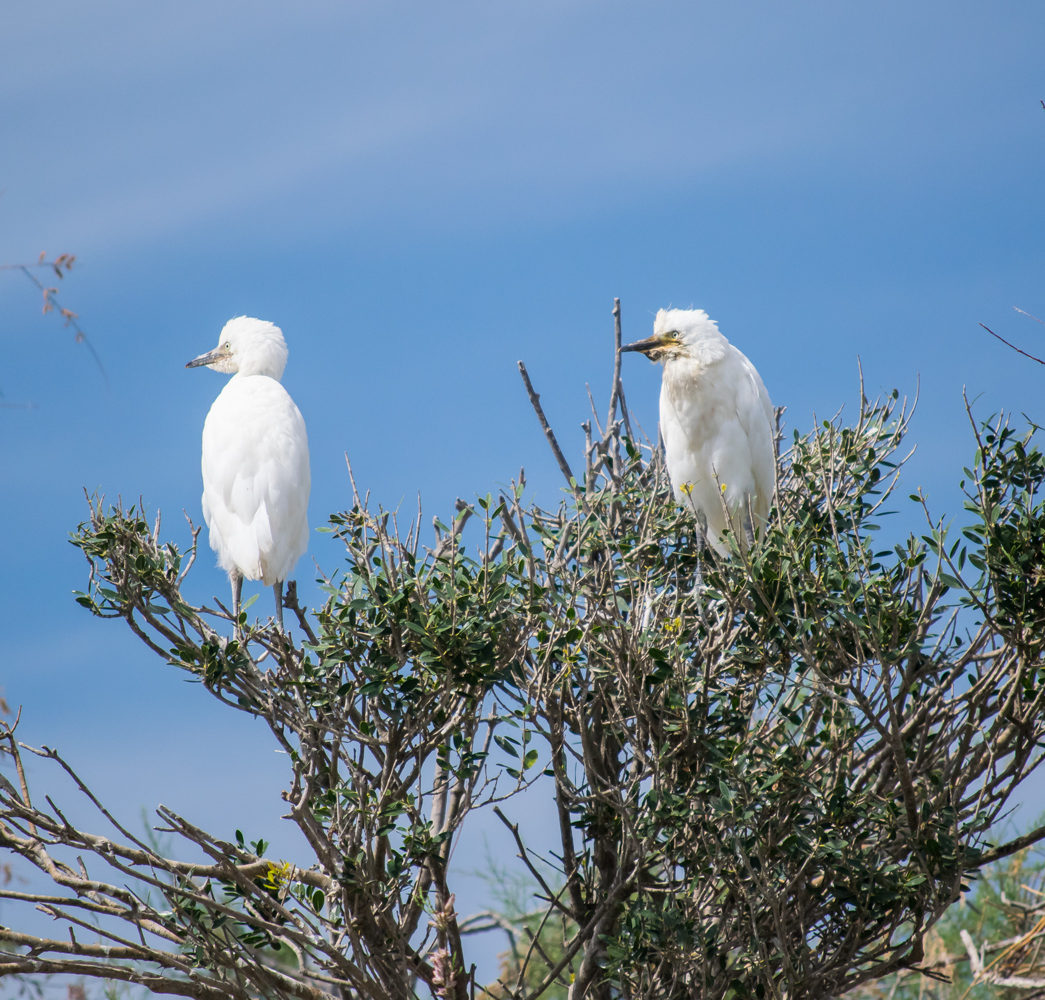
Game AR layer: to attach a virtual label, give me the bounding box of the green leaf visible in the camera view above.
[495,735,520,757]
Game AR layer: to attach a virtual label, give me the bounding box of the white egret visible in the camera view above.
[621,308,774,558]
[186,317,310,633]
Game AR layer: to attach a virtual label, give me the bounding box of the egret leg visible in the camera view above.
[741,496,756,549]
[693,509,708,593]
[273,580,284,633]
[231,572,243,639]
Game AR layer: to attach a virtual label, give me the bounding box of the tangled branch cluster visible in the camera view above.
[1,310,1043,999]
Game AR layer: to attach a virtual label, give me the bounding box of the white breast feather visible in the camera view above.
[201,375,310,585]
[660,342,774,556]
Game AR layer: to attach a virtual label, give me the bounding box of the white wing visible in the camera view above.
[660,344,775,554]
[201,375,310,585]
[732,348,775,523]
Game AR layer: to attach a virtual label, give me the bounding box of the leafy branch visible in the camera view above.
[0,300,1043,999]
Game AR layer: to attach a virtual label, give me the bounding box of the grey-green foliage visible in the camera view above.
[489,392,1045,999]
[0,367,1043,1000]
[848,837,1045,998]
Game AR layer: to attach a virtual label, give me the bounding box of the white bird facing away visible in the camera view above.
[186,317,310,632]
[622,308,774,558]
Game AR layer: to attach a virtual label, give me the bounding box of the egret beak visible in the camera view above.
[620,332,680,360]
[186,347,227,369]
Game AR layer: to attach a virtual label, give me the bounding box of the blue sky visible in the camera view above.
[1,0,1044,978]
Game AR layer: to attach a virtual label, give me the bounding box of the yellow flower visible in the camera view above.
[264,861,292,889]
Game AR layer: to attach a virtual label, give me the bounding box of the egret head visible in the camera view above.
[186,317,289,379]
[620,308,726,366]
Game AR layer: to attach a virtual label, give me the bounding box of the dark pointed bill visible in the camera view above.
[185,347,225,369]
[620,332,679,358]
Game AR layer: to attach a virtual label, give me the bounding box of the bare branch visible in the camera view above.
[517,361,578,492]
[981,322,1045,365]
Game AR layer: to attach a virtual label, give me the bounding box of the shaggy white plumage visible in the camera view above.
[623,308,774,556]
[187,316,310,630]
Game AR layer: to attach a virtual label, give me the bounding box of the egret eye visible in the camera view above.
[224,342,231,349]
